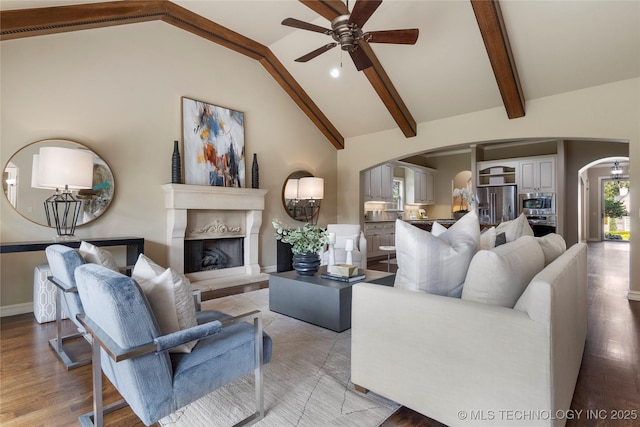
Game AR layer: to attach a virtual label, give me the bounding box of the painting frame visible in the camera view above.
[181,96,246,187]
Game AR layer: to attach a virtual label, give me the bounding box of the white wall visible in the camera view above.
[337,78,640,298]
[0,22,337,310]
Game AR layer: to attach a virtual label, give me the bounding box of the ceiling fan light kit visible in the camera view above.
[282,0,419,71]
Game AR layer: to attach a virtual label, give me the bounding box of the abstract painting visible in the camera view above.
[182,97,245,187]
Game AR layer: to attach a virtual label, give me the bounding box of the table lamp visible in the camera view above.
[37,147,93,239]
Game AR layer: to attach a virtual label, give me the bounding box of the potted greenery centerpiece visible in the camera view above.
[273,218,329,276]
[453,187,475,220]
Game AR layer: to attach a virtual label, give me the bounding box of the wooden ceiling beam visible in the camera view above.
[299,0,348,21]
[0,1,344,149]
[471,0,525,119]
[0,0,167,40]
[299,0,417,138]
[360,42,417,137]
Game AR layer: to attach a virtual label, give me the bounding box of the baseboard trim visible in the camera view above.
[627,290,640,302]
[0,302,33,317]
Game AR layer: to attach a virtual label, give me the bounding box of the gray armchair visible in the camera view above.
[74,263,272,427]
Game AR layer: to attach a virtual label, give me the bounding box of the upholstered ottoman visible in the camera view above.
[33,264,68,323]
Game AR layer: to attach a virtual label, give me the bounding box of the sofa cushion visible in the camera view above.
[480,226,496,249]
[394,211,480,297]
[79,241,119,272]
[536,233,566,266]
[495,213,534,242]
[461,235,545,308]
[132,254,198,353]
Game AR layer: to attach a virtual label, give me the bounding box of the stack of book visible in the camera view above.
[321,264,365,282]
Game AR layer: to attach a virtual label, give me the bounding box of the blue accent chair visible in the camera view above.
[73,263,272,427]
[45,244,90,369]
[44,244,226,370]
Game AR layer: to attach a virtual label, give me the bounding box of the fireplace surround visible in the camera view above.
[162,184,269,292]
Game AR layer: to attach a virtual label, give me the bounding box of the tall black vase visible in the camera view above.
[172,140,182,184]
[251,153,259,189]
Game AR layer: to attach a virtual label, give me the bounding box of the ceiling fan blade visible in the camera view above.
[364,29,419,45]
[349,46,373,71]
[295,43,338,62]
[350,0,383,28]
[282,17,331,34]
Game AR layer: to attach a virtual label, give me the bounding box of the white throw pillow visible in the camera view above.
[461,236,545,308]
[79,241,119,272]
[430,221,448,237]
[480,226,497,250]
[495,213,534,242]
[536,233,566,266]
[132,254,198,353]
[394,211,480,297]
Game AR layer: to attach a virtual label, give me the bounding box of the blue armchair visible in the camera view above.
[45,244,90,369]
[73,263,272,427]
[45,244,223,370]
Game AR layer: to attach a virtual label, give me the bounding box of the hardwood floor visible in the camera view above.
[0,242,637,426]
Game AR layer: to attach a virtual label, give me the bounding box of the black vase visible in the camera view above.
[171,140,182,184]
[251,153,259,189]
[292,252,321,276]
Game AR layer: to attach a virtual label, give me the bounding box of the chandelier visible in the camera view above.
[610,161,623,180]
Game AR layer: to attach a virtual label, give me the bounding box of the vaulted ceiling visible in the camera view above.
[2,0,639,150]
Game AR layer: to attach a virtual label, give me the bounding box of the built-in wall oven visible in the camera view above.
[519,193,556,236]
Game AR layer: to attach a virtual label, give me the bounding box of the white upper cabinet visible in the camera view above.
[364,163,394,202]
[519,156,556,193]
[406,167,435,205]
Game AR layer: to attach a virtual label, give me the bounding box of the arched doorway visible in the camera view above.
[578,157,630,243]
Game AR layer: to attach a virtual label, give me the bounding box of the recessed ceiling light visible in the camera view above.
[330,67,340,78]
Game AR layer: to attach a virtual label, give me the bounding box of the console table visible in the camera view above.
[0,237,145,265]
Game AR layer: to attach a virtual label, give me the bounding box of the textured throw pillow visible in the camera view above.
[461,236,544,308]
[79,241,119,271]
[536,233,566,266]
[480,226,497,250]
[495,232,507,247]
[495,213,534,242]
[132,254,198,353]
[394,211,480,297]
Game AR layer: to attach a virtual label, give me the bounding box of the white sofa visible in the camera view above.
[351,239,587,427]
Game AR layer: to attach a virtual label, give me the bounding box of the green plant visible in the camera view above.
[272,218,328,255]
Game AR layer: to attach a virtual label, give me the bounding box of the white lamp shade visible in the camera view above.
[284,178,299,199]
[38,147,94,190]
[298,177,324,200]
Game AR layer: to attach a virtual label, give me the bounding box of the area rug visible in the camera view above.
[159,288,399,427]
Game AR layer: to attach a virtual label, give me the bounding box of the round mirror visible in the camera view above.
[282,170,322,223]
[2,139,115,228]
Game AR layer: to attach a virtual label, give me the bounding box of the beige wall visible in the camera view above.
[338,78,640,298]
[0,22,337,310]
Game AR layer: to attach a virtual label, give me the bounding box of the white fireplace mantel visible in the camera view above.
[162,184,269,292]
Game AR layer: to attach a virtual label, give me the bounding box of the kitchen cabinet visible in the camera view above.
[364,222,396,258]
[519,156,555,193]
[477,160,519,187]
[364,163,393,202]
[406,167,435,205]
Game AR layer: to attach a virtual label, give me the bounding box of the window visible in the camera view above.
[392,178,404,210]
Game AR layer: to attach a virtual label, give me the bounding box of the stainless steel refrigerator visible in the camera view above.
[476,185,517,224]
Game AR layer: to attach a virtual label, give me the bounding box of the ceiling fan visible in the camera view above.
[282,0,419,71]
